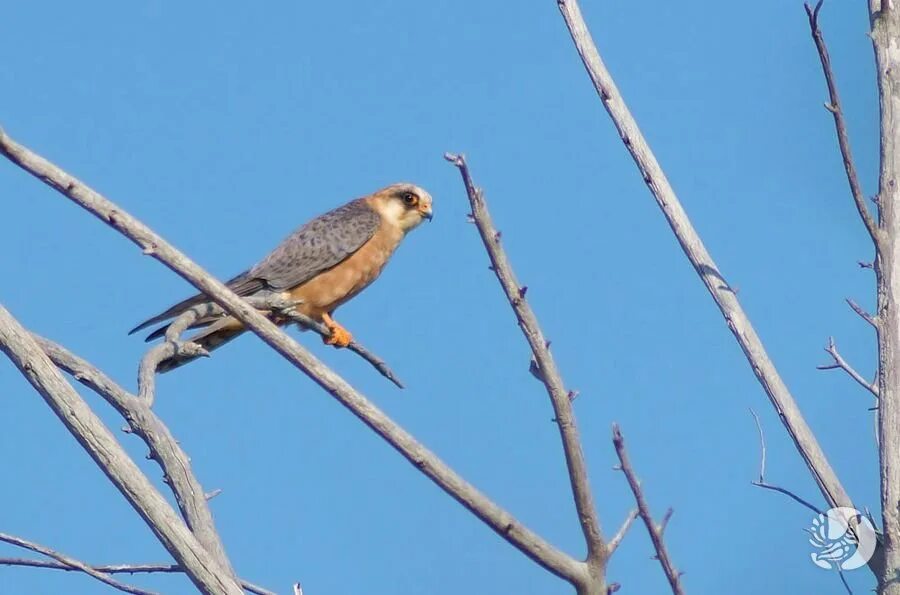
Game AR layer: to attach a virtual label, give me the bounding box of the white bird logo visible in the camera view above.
[809,507,877,570]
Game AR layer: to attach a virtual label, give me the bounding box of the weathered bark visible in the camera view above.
[0,306,244,595]
[873,2,900,591]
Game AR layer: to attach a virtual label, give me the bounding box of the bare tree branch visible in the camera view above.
[608,509,638,554]
[142,296,404,391]
[0,305,244,595]
[847,298,878,329]
[750,408,767,483]
[0,558,275,595]
[266,297,404,388]
[870,2,900,589]
[817,337,879,397]
[444,153,606,571]
[138,341,207,405]
[749,409,824,515]
[33,336,236,576]
[611,425,684,595]
[555,0,861,557]
[0,127,585,586]
[804,0,880,240]
[0,533,157,595]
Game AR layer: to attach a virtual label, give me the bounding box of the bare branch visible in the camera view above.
[608,509,638,554]
[816,337,879,397]
[556,0,857,534]
[839,570,853,595]
[0,533,157,595]
[611,425,684,595]
[445,153,605,566]
[804,0,880,240]
[753,482,825,516]
[750,409,767,483]
[0,306,242,594]
[749,410,824,515]
[139,298,404,392]
[847,298,878,329]
[0,558,275,595]
[266,297,405,388]
[0,127,585,585]
[33,336,236,577]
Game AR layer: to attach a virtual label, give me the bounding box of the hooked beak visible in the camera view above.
[419,206,433,221]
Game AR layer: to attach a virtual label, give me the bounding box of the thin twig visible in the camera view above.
[0,126,584,585]
[0,558,275,595]
[556,0,859,559]
[817,337,879,398]
[33,336,237,577]
[0,533,157,595]
[0,305,243,595]
[750,408,767,483]
[839,569,853,595]
[611,425,684,595]
[804,0,879,240]
[846,298,878,329]
[608,509,639,554]
[270,299,405,388]
[445,153,605,567]
[749,410,823,515]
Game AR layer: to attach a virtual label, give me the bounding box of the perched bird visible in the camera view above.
[130,183,433,372]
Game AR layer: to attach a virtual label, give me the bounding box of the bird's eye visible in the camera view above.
[402,192,418,206]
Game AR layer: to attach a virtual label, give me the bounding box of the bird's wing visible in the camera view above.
[129,199,381,337]
[248,198,381,290]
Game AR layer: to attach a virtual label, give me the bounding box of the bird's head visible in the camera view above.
[369,183,434,232]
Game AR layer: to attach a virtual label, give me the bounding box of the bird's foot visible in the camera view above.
[322,313,353,348]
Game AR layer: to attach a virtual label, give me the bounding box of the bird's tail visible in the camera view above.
[157,317,245,373]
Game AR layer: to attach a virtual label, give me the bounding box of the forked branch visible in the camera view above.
[0,555,274,595]
[0,126,584,586]
[136,296,404,404]
[804,0,879,240]
[0,305,243,595]
[33,336,236,575]
[0,532,156,595]
[556,0,858,546]
[611,425,684,595]
[749,409,823,515]
[445,153,605,569]
[816,337,879,398]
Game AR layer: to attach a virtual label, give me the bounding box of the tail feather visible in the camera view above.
[129,270,265,336]
[144,318,217,343]
[157,318,245,373]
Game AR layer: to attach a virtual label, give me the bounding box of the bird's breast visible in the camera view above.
[287,223,404,318]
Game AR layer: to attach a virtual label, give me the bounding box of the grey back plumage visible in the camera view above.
[249,198,380,290]
[129,198,381,337]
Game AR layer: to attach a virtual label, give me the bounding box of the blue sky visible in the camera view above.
[0,1,881,594]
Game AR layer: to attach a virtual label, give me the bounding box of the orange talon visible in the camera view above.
[322,313,353,348]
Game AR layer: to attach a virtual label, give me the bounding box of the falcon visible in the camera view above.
[130,183,433,372]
